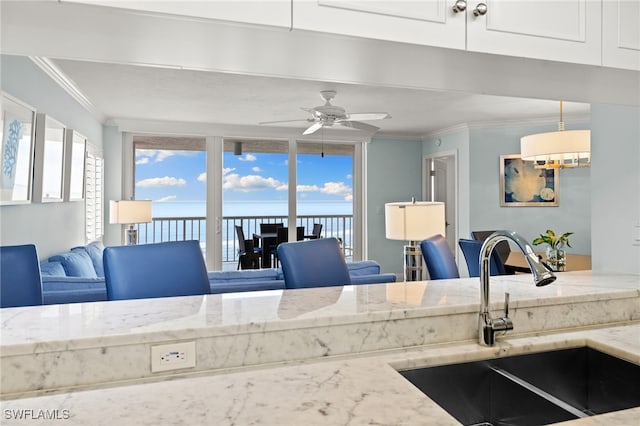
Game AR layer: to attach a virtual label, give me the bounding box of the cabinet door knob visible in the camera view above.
[473,2,487,16]
[452,0,467,13]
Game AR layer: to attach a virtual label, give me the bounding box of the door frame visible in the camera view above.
[423,150,459,261]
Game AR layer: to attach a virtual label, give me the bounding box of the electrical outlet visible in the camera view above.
[151,341,196,373]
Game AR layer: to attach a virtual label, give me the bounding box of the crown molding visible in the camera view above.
[29,56,107,123]
[420,113,591,140]
[110,117,373,143]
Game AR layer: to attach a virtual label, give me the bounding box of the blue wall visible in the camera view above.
[367,137,423,275]
[591,104,640,274]
[467,124,591,255]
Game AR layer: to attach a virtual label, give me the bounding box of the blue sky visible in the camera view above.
[134,149,353,203]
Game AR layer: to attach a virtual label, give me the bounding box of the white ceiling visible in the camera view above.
[51,58,590,139]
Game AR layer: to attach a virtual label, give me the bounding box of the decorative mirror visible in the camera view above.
[33,113,65,203]
[65,130,86,201]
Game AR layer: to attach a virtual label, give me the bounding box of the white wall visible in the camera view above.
[591,104,640,274]
[367,137,423,275]
[0,55,103,258]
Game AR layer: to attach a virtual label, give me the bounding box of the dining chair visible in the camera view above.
[420,234,460,280]
[260,223,284,234]
[305,223,323,239]
[270,227,289,268]
[0,244,44,308]
[277,237,352,289]
[103,240,211,301]
[458,238,507,278]
[235,225,261,270]
[471,230,516,274]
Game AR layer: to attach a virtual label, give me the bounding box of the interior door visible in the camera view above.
[425,153,457,255]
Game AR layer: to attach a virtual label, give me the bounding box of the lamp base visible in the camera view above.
[125,225,138,245]
[403,242,424,282]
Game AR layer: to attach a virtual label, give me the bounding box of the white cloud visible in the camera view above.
[135,149,197,163]
[156,195,177,202]
[320,181,351,197]
[295,181,352,201]
[197,172,206,182]
[297,184,320,192]
[136,176,187,188]
[223,167,236,175]
[223,173,285,192]
[252,166,262,172]
[346,174,352,180]
[238,154,257,162]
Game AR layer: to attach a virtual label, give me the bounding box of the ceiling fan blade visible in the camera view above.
[259,118,312,125]
[338,121,380,133]
[303,122,324,135]
[301,107,324,119]
[342,112,391,121]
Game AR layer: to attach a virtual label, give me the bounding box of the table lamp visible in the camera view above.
[385,199,446,281]
[110,200,152,245]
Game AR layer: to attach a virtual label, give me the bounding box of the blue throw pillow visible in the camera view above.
[39,261,66,277]
[49,251,98,278]
[72,241,105,277]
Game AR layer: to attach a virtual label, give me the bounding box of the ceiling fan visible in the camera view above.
[259,90,391,135]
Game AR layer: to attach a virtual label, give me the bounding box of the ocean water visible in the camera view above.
[152,200,352,218]
[140,200,353,261]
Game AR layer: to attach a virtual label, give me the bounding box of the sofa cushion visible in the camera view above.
[346,260,381,276]
[49,251,98,278]
[208,269,280,283]
[72,241,105,277]
[209,280,285,294]
[40,261,66,277]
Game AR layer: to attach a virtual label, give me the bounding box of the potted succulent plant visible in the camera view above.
[532,229,573,271]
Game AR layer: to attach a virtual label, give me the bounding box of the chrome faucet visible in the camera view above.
[478,231,556,346]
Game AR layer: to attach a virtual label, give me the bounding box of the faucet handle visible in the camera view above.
[504,292,510,317]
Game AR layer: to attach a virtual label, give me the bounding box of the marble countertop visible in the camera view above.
[1,271,639,424]
[1,323,639,425]
[2,271,639,356]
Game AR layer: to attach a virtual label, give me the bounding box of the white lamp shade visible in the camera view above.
[385,201,445,241]
[521,130,591,162]
[110,200,152,224]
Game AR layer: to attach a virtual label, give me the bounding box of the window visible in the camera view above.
[85,152,104,242]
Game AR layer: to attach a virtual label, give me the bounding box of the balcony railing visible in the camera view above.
[135,215,353,264]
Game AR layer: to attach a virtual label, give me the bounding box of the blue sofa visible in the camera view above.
[39,243,396,304]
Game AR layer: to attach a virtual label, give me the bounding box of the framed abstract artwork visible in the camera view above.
[1,93,36,205]
[500,154,559,207]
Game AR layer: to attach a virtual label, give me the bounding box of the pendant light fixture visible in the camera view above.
[520,101,590,169]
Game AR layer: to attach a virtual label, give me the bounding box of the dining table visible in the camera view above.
[505,251,592,273]
[254,232,277,268]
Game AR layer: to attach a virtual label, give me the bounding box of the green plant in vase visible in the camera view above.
[532,229,573,271]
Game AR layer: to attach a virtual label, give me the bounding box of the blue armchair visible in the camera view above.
[1,244,43,308]
[277,237,352,289]
[458,238,507,277]
[420,234,460,280]
[103,240,210,301]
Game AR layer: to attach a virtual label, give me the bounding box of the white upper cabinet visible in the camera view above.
[466,0,602,66]
[63,1,291,28]
[293,0,467,50]
[602,0,640,70]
